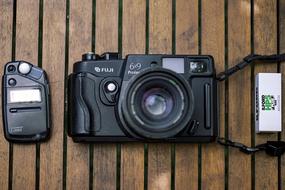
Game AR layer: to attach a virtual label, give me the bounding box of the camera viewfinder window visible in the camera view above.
[162,58,184,73]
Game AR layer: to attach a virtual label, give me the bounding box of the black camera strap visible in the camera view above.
[216,53,285,81]
[216,53,285,156]
[217,137,285,156]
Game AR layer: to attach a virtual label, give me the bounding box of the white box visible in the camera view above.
[255,73,282,133]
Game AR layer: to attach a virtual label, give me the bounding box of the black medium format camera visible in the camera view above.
[68,52,218,142]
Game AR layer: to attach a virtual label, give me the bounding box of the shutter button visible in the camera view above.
[18,62,31,74]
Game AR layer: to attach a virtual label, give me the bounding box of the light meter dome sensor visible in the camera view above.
[18,62,32,74]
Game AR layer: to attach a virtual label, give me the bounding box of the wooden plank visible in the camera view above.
[40,0,65,189]
[122,0,146,55]
[120,0,145,189]
[0,0,13,189]
[175,0,199,189]
[228,1,251,189]
[280,0,285,188]
[254,0,278,189]
[93,145,116,190]
[94,0,119,54]
[120,144,144,190]
[66,0,92,189]
[201,0,225,189]
[93,0,118,189]
[12,1,39,189]
[148,0,172,189]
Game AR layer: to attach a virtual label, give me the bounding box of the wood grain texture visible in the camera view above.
[176,0,199,54]
[0,0,13,189]
[254,0,278,189]
[149,0,172,54]
[67,0,92,189]
[93,145,116,190]
[228,1,251,189]
[95,0,118,54]
[120,143,144,190]
[148,144,171,190]
[122,0,146,55]
[40,0,65,189]
[281,0,285,188]
[148,2,172,189]
[12,1,39,189]
[93,1,118,189]
[201,0,225,189]
[175,0,199,189]
[121,0,145,189]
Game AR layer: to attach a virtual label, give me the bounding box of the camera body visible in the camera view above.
[68,52,218,142]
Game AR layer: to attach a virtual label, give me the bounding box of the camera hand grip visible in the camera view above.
[68,73,101,136]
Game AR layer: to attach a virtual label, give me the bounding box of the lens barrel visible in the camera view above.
[120,68,194,139]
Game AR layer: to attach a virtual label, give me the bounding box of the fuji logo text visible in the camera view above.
[94,67,114,73]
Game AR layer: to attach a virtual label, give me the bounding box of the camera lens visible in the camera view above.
[119,68,194,139]
[142,88,173,117]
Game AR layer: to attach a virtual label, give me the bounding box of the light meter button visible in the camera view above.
[7,65,16,72]
[8,78,17,86]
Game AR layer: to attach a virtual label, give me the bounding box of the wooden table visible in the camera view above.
[0,0,284,189]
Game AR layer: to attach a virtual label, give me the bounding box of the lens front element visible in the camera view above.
[143,88,173,117]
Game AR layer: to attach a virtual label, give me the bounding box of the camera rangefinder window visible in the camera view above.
[9,89,41,103]
[162,58,184,73]
[190,61,207,73]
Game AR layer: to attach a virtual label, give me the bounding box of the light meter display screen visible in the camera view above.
[9,89,41,103]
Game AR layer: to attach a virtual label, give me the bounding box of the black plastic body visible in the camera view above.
[68,53,218,142]
[2,61,50,142]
